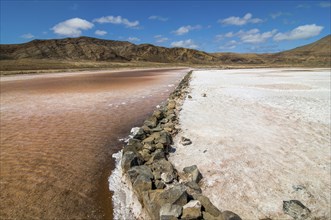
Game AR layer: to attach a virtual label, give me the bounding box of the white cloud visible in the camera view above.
[95,30,107,36]
[219,13,263,26]
[219,40,238,50]
[172,25,202,35]
[148,15,168,21]
[127,37,140,42]
[240,29,277,44]
[154,35,168,43]
[21,33,34,39]
[93,16,139,28]
[270,12,282,19]
[296,4,311,8]
[171,39,198,49]
[51,18,94,37]
[319,2,331,7]
[273,24,323,41]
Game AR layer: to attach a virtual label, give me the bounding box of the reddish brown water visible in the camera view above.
[0,68,188,219]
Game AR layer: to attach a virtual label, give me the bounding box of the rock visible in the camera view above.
[182,200,202,219]
[161,172,175,183]
[140,148,152,161]
[183,165,203,183]
[123,139,143,154]
[221,211,242,220]
[143,143,156,152]
[185,181,202,194]
[141,125,151,134]
[155,131,172,146]
[144,116,158,128]
[153,109,164,120]
[142,185,188,219]
[121,151,143,172]
[188,95,192,99]
[150,159,175,180]
[130,127,145,140]
[127,165,153,183]
[203,211,224,220]
[155,143,164,150]
[142,135,155,145]
[151,126,164,132]
[160,203,182,220]
[283,200,311,219]
[166,113,176,122]
[192,194,222,217]
[146,149,166,165]
[167,100,176,110]
[132,174,152,201]
[180,136,192,146]
[202,93,207,97]
[155,179,166,189]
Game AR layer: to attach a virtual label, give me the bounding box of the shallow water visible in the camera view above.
[0,68,188,219]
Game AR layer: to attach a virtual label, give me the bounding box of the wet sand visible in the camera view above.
[0,68,189,219]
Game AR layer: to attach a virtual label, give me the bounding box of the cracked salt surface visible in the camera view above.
[169,68,331,219]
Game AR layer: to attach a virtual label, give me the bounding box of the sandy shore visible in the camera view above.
[169,68,331,219]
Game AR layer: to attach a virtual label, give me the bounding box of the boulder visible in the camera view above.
[167,100,176,110]
[188,95,192,99]
[140,149,152,161]
[155,143,164,150]
[132,174,152,201]
[153,109,164,120]
[123,139,143,154]
[192,194,222,217]
[166,114,176,122]
[121,151,143,172]
[283,200,311,219]
[146,149,166,165]
[160,203,182,220]
[127,165,153,183]
[182,200,202,219]
[130,127,145,140]
[142,185,188,219]
[151,159,175,180]
[183,165,203,183]
[185,181,202,194]
[155,179,166,189]
[180,136,192,146]
[143,143,156,152]
[144,116,158,128]
[222,211,242,220]
[161,172,175,184]
[155,131,172,146]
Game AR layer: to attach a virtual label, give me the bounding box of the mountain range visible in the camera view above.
[0,35,330,72]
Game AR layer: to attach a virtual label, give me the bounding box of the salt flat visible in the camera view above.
[169,68,331,219]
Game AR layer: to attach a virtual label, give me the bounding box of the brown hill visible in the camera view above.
[0,35,330,73]
[0,36,216,64]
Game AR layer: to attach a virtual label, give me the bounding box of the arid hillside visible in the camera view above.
[0,35,330,73]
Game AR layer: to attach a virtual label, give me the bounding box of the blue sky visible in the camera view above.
[1,1,330,53]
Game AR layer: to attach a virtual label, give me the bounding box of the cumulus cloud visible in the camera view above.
[173,25,202,35]
[21,33,35,39]
[171,39,198,48]
[127,37,140,42]
[93,16,139,28]
[148,15,168,21]
[219,13,263,26]
[240,29,277,43]
[51,18,94,37]
[95,30,107,36]
[154,35,168,43]
[273,24,323,41]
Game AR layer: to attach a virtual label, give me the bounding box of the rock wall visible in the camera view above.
[120,71,242,220]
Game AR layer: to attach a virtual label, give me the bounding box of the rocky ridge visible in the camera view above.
[120,71,242,220]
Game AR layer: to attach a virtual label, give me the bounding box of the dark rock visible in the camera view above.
[166,113,176,122]
[160,203,182,220]
[202,93,207,97]
[185,181,202,194]
[155,179,166,189]
[130,127,145,140]
[192,194,222,217]
[146,149,166,165]
[121,151,143,172]
[142,185,188,219]
[283,200,311,219]
[127,165,153,183]
[180,136,192,145]
[183,165,203,183]
[123,139,143,153]
[188,95,192,99]
[141,125,151,134]
[182,200,202,220]
[222,211,242,220]
[144,116,158,128]
[155,131,172,145]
